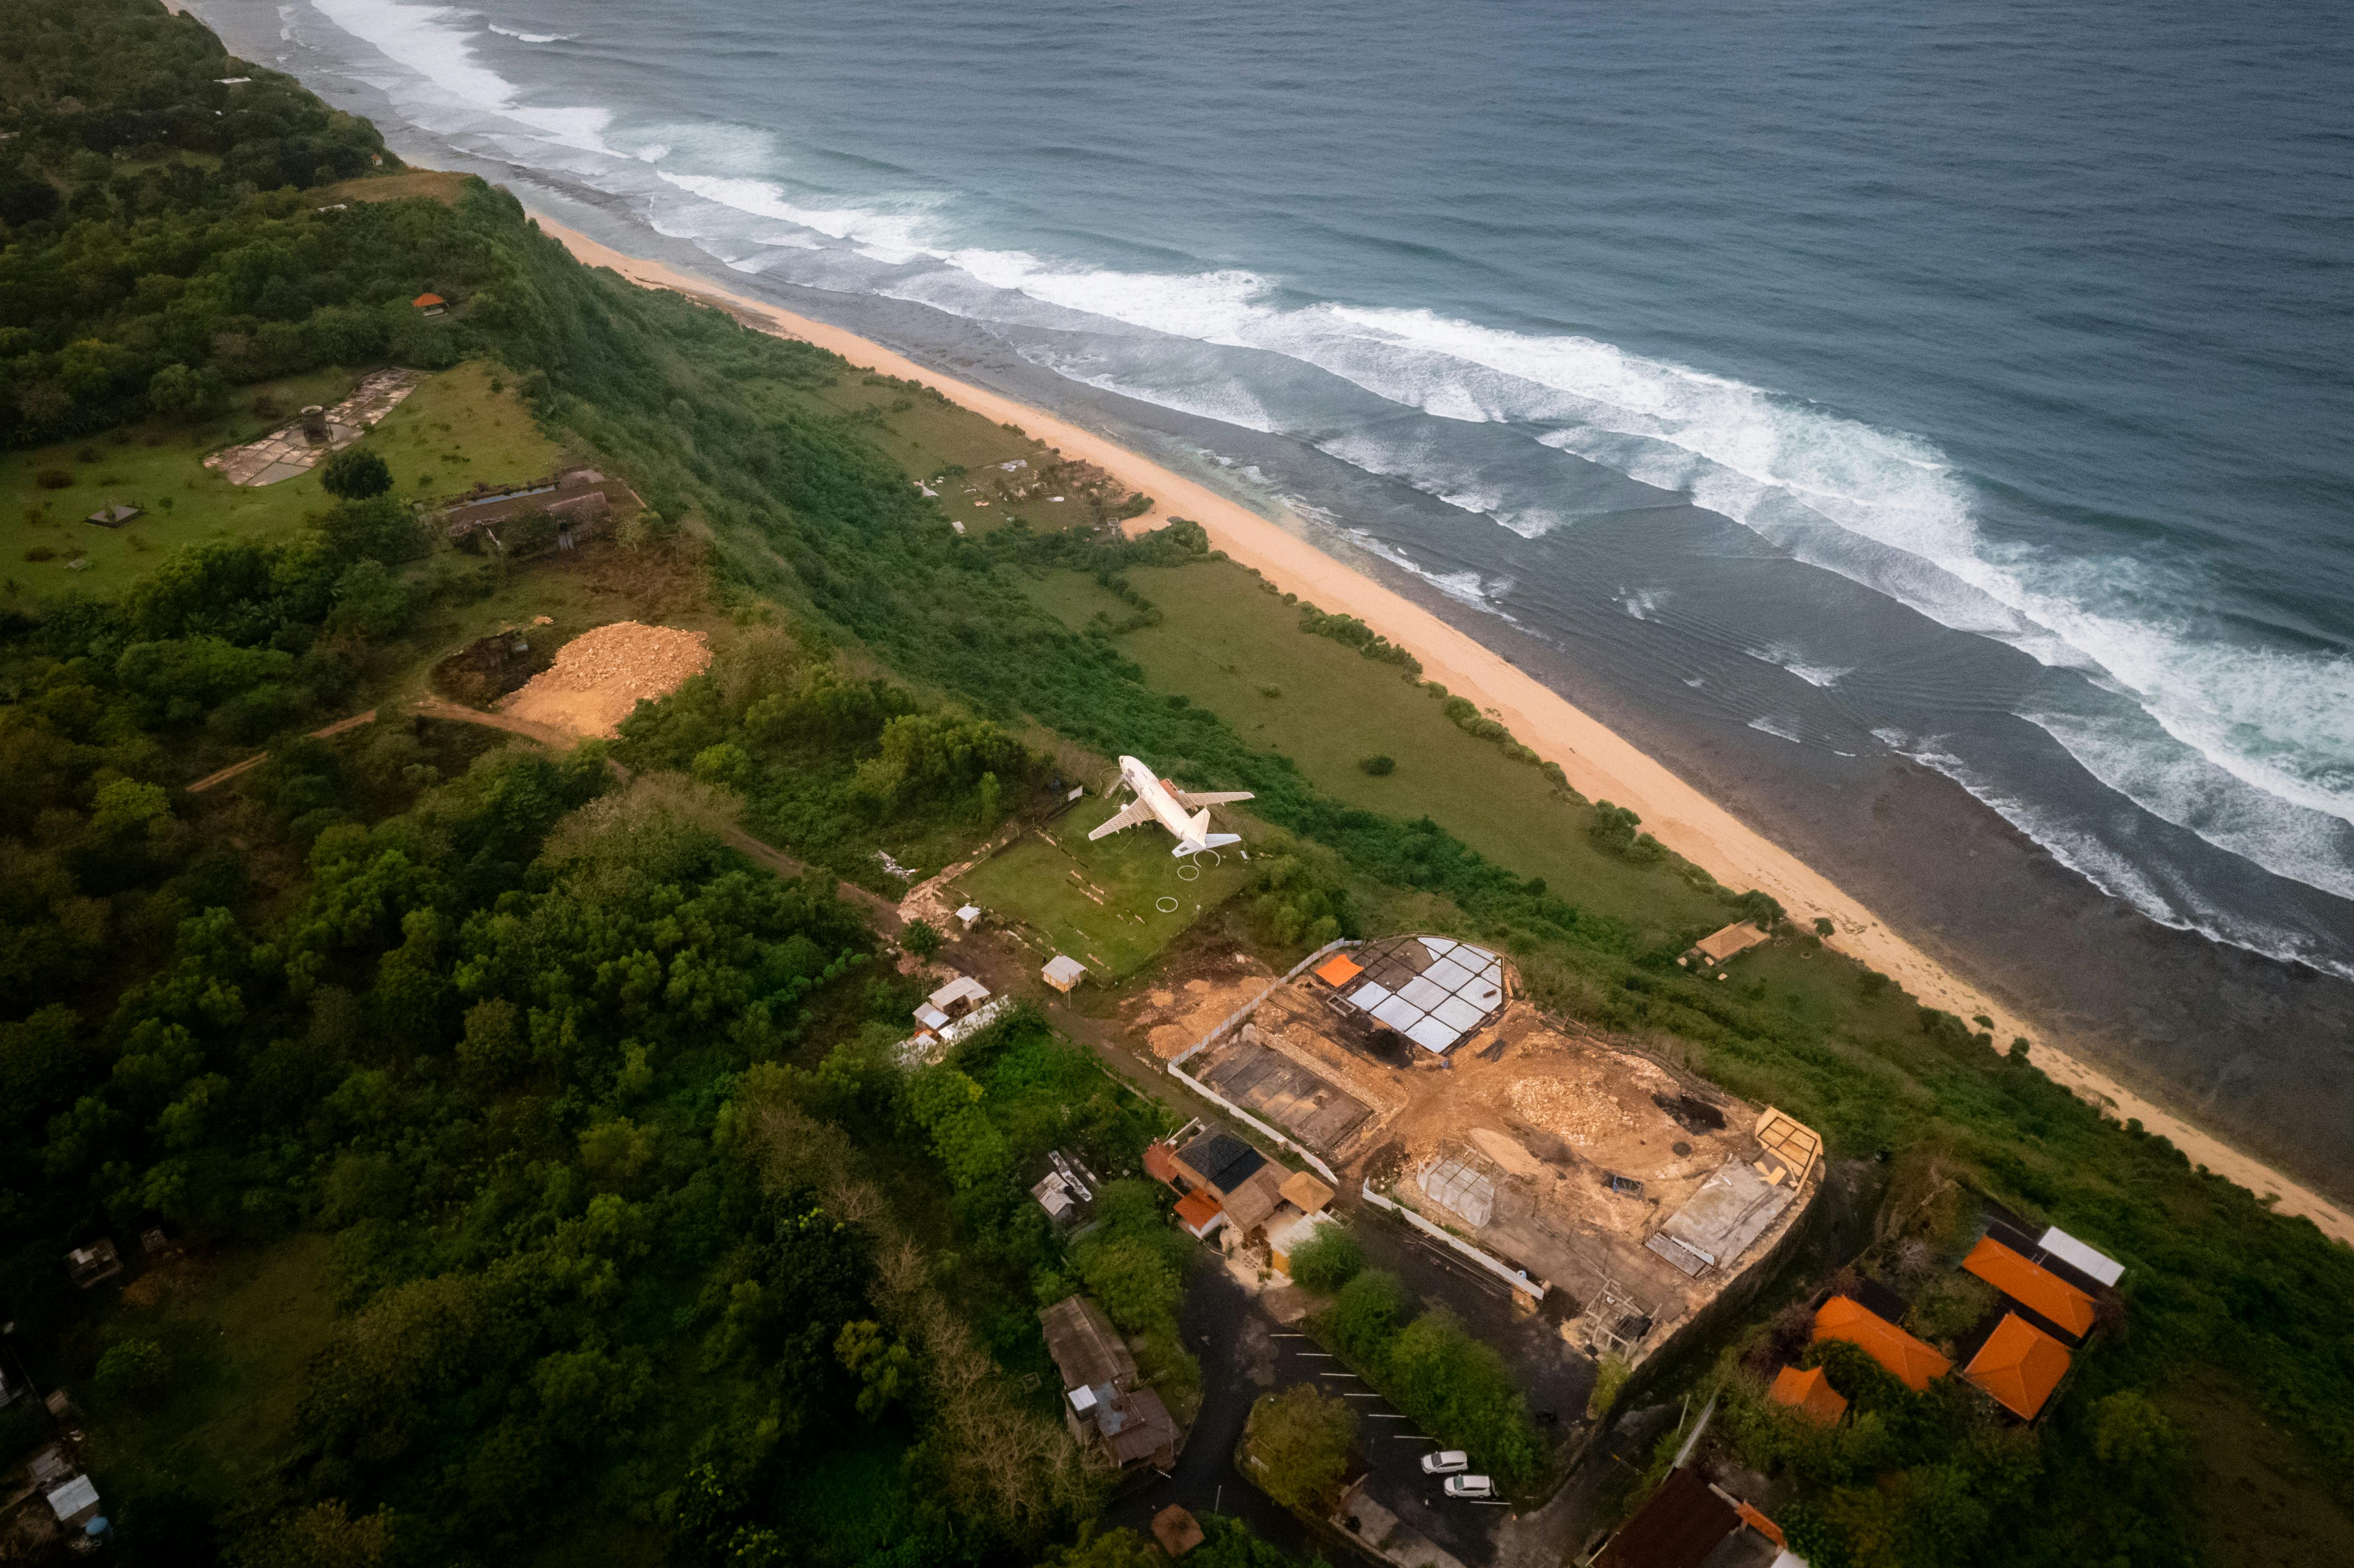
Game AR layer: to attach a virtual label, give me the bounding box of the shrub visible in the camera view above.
[24,546,55,562]
[96,1338,171,1401]
[1358,754,1395,777]
[1286,1225,1363,1293]
[35,468,71,490]
[320,446,394,501]
[1244,1384,1358,1510]
[902,918,942,961]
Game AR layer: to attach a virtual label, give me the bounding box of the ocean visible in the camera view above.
[191,0,2354,1187]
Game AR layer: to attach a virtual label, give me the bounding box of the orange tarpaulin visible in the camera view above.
[1813,1296,1952,1392]
[1314,953,1365,988]
[1965,1313,2072,1420]
[1961,1236,2096,1339]
[1769,1364,1849,1425]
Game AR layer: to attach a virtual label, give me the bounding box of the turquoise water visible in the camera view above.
[220,0,2354,979]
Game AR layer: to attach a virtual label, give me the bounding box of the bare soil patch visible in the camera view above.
[500,620,711,738]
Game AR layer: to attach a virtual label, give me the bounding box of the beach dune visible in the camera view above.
[531,212,2352,1246]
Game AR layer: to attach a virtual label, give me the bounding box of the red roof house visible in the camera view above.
[1963,1313,2072,1420]
[1813,1295,1952,1392]
[1961,1235,2096,1341]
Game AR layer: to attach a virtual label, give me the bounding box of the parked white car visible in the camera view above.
[1443,1474,1495,1500]
[1421,1450,1470,1474]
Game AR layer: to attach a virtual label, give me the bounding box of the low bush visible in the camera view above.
[1286,1225,1363,1293]
[1320,1269,1542,1489]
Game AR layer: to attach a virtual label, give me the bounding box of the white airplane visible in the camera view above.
[1089,755,1254,857]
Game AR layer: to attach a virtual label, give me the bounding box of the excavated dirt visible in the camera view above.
[500,621,711,738]
[1122,950,1274,1059]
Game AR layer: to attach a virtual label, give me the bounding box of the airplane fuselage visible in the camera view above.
[1089,755,1253,857]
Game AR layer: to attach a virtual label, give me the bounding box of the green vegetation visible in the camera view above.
[1322,1270,1544,1491]
[3,6,2351,1565]
[1284,1224,1364,1294]
[1243,1384,1359,1511]
[952,796,1253,977]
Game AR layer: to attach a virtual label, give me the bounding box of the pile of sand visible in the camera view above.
[502,621,712,738]
[1508,1074,1629,1148]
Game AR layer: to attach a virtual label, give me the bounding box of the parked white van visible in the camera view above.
[1443,1474,1495,1500]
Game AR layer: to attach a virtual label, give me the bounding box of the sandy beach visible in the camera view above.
[532,213,2352,1245]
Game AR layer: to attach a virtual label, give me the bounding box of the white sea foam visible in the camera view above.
[2022,707,2354,903]
[1748,717,1804,744]
[1618,587,1667,621]
[1332,532,1517,622]
[309,0,610,150]
[1746,643,1851,687]
[486,22,572,43]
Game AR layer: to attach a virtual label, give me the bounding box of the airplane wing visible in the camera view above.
[1087,801,1155,841]
[1173,790,1254,808]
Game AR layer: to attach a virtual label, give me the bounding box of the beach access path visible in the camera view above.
[530,212,2352,1247]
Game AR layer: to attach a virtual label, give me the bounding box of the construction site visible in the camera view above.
[1175,936,1822,1370]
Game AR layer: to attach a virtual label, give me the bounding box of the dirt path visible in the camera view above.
[185,710,380,793]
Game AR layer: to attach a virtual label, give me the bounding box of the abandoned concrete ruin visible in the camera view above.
[440,468,633,556]
[1179,935,1820,1369]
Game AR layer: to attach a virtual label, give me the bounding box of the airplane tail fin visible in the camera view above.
[1174,811,1240,858]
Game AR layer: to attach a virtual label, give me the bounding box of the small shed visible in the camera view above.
[1042,954,1087,994]
[66,1239,122,1289]
[926,975,992,1019]
[1691,921,1772,966]
[412,292,447,316]
[953,904,982,930]
[85,504,141,527]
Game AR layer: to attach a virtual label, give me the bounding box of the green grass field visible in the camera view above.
[1017,560,1732,948]
[1,359,559,604]
[74,1238,339,1508]
[953,795,1252,979]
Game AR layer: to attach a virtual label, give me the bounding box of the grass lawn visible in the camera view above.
[73,1237,339,1510]
[953,796,1252,980]
[1017,560,1732,947]
[0,360,558,606]
[750,371,1104,540]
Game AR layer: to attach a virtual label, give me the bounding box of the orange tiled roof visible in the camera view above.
[1962,1236,2095,1339]
[1813,1295,1952,1392]
[412,292,446,308]
[1769,1364,1849,1425]
[1173,1190,1223,1234]
[1965,1313,2071,1420]
[1314,952,1365,987]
